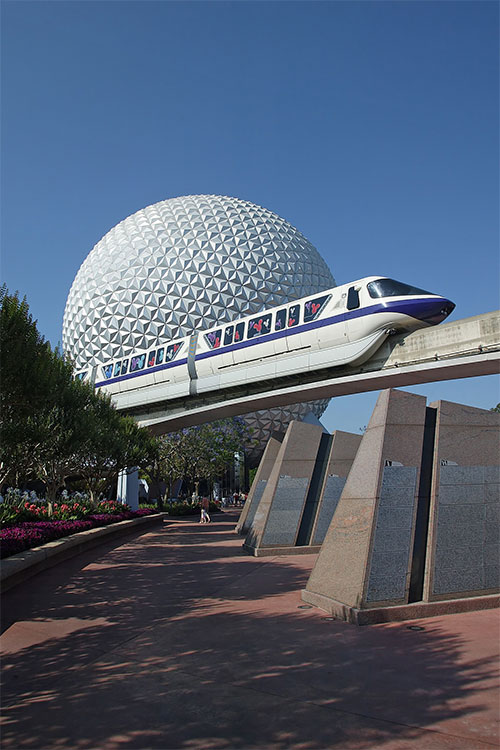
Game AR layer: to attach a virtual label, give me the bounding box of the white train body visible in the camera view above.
[83,276,455,404]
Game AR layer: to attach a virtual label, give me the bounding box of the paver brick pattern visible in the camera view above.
[1,511,499,750]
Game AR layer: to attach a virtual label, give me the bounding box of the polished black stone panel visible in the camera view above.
[244,479,267,532]
[261,476,309,547]
[432,464,500,595]
[311,476,346,545]
[366,466,418,603]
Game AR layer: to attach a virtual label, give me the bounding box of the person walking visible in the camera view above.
[200,496,211,523]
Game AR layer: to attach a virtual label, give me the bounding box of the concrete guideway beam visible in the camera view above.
[369,308,499,371]
[114,311,499,434]
[138,351,499,434]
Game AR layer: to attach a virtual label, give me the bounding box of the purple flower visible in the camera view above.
[0,509,153,559]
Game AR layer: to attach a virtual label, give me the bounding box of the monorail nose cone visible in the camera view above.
[417,297,455,326]
[430,298,455,325]
[441,300,456,318]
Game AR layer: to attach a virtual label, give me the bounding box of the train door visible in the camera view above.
[272,308,289,356]
[317,289,347,350]
[219,325,236,370]
[345,284,366,342]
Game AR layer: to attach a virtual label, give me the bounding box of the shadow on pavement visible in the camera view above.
[1,512,498,749]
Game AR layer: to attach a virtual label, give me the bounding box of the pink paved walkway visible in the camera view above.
[1,511,499,750]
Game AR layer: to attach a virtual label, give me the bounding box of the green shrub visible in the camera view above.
[164,502,199,516]
[163,500,221,516]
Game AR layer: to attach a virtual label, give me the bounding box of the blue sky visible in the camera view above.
[2,0,498,433]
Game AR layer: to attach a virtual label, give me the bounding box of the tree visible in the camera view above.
[491,404,500,413]
[147,430,186,505]
[76,400,159,503]
[0,285,158,500]
[27,366,97,502]
[0,285,68,486]
[195,418,253,492]
[151,418,254,500]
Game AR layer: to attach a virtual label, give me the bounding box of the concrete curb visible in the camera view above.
[243,543,322,557]
[301,588,500,625]
[1,513,168,592]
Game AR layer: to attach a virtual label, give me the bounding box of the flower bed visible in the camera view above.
[0,509,154,559]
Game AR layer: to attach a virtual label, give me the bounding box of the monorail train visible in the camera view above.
[79,276,455,403]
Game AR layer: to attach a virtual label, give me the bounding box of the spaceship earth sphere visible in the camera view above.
[63,195,336,452]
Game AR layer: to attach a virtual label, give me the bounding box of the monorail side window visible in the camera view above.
[204,330,222,349]
[156,348,165,364]
[367,279,433,299]
[114,362,121,377]
[275,309,286,331]
[304,295,330,323]
[166,342,183,361]
[288,305,300,327]
[247,314,272,339]
[102,364,113,379]
[148,351,156,367]
[224,326,234,346]
[347,287,360,310]
[121,359,129,375]
[75,372,87,381]
[130,354,146,372]
[235,322,245,342]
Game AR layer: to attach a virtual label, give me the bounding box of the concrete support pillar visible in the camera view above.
[308,430,362,547]
[302,389,427,616]
[235,436,282,535]
[240,424,362,555]
[423,400,500,601]
[117,468,139,511]
[243,421,325,555]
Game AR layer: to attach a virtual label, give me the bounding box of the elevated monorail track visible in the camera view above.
[114,310,500,434]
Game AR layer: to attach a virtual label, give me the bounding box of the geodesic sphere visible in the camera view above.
[62,194,336,449]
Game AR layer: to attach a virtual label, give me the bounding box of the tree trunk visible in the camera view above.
[46,482,59,504]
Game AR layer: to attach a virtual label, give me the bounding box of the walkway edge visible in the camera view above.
[301,588,500,624]
[0,513,168,592]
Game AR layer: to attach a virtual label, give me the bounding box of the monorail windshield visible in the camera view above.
[367,279,433,299]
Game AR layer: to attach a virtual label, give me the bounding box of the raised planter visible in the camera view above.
[1,513,167,592]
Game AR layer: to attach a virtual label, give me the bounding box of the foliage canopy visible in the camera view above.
[0,285,157,498]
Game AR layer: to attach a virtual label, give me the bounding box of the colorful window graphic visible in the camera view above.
[165,342,183,361]
[287,305,300,327]
[247,314,272,339]
[130,354,146,372]
[114,362,121,377]
[75,372,87,381]
[204,330,222,349]
[156,348,165,365]
[148,351,156,367]
[102,364,113,379]
[275,309,286,331]
[121,359,128,375]
[304,294,330,323]
[234,322,244,342]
